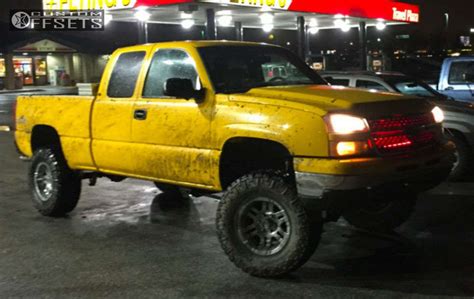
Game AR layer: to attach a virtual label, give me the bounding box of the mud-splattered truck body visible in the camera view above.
[14,41,453,277]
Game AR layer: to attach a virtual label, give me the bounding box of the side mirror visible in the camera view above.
[464,73,474,83]
[164,78,205,103]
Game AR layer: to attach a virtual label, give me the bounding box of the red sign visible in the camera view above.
[133,0,420,23]
[288,0,420,23]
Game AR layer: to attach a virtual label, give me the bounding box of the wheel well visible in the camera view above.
[219,138,293,189]
[31,125,61,153]
[446,128,471,148]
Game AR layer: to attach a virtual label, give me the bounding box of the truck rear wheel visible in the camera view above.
[216,171,322,277]
[29,148,81,217]
[343,193,416,232]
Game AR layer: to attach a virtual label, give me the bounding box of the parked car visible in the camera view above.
[15,42,453,278]
[433,57,474,103]
[321,71,474,180]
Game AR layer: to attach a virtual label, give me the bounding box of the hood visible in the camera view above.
[432,98,474,115]
[230,85,417,113]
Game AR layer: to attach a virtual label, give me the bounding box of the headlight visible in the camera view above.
[431,106,444,123]
[326,114,369,135]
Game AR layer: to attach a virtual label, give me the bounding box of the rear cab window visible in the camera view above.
[107,51,146,98]
[356,80,389,91]
[448,61,474,85]
[326,78,350,87]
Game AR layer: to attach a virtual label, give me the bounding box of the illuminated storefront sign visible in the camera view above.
[215,0,420,23]
[42,0,191,11]
[226,0,293,10]
[43,0,137,10]
[392,7,419,23]
[43,0,420,23]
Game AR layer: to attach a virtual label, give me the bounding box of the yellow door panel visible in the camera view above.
[91,49,149,174]
[131,46,215,186]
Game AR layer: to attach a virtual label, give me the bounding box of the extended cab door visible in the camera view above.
[131,47,216,188]
[439,59,474,103]
[91,49,148,174]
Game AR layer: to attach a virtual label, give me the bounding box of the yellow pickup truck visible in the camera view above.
[15,41,453,277]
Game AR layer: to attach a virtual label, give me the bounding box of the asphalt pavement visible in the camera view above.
[1,132,474,298]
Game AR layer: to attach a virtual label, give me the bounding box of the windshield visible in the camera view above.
[198,46,327,94]
[381,75,443,98]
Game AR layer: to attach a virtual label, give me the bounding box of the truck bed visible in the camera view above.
[15,95,96,169]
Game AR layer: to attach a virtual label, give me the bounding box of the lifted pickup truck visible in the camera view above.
[15,41,453,278]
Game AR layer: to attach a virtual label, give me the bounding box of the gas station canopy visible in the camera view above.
[44,0,420,30]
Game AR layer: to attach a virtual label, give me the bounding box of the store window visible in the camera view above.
[0,59,5,77]
[14,57,34,85]
[35,58,47,76]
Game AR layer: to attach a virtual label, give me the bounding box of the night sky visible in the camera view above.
[0,0,473,54]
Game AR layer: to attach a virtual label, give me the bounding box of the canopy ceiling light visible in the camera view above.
[308,18,318,34]
[217,15,233,27]
[134,7,150,21]
[376,19,387,30]
[181,19,195,29]
[259,13,274,24]
[262,23,274,33]
[104,14,113,25]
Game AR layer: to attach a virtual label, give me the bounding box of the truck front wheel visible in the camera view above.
[216,171,322,277]
[29,148,81,217]
[343,193,416,232]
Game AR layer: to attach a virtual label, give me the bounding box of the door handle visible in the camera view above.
[134,109,147,120]
[445,87,454,91]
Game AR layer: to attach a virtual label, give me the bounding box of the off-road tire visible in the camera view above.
[216,171,322,278]
[447,134,472,182]
[29,148,81,217]
[343,193,416,232]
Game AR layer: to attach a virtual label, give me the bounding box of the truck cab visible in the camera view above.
[437,57,474,103]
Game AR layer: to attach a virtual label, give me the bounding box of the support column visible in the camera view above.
[4,54,16,90]
[64,53,74,77]
[359,21,368,71]
[235,21,243,41]
[137,21,148,44]
[297,16,306,60]
[206,8,216,40]
[81,54,91,83]
[305,26,311,58]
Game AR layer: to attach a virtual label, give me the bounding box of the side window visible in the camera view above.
[107,51,146,98]
[448,62,474,84]
[326,77,350,86]
[143,49,199,98]
[356,80,389,91]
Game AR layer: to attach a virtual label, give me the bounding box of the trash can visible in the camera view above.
[14,74,24,89]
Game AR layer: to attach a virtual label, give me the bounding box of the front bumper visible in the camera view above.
[294,142,455,198]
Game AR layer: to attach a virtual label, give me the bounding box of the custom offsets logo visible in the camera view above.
[10,10,104,31]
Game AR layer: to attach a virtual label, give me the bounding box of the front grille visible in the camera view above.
[368,113,435,131]
[368,112,438,155]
